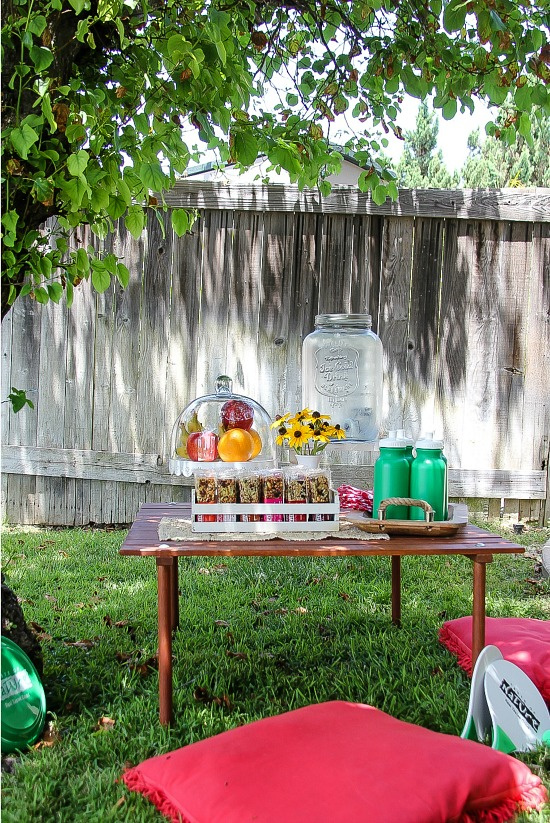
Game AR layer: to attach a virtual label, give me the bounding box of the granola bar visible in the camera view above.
[262,469,284,522]
[238,472,261,521]
[308,469,332,521]
[284,467,308,521]
[217,471,238,522]
[194,471,217,522]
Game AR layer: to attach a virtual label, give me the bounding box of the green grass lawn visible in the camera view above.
[1,520,549,822]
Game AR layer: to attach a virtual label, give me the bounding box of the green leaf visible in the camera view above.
[91,186,110,213]
[2,211,18,234]
[167,35,192,61]
[28,15,47,36]
[401,68,426,100]
[91,262,111,293]
[385,75,400,95]
[518,112,532,141]
[171,209,190,236]
[41,94,58,132]
[372,185,387,205]
[65,123,87,143]
[215,40,226,65]
[97,0,120,21]
[442,98,457,120]
[67,150,90,176]
[489,10,506,31]
[107,194,127,220]
[8,388,34,413]
[233,131,259,165]
[47,282,64,303]
[34,286,50,304]
[387,181,399,201]
[134,113,150,135]
[443,0,468,32]
[76,248,90,273]
[29,45,54,72]
[10,123,39,160]
[483,76,508,105]
[125,205,146,239]
[68,0,87,14]
[514,84,532,112]
[39,255,53,277]
[60,177,89,210]
[115,262,130,288]
[477,10,492,43]
[116,177,132,205]
[139,162,167,192]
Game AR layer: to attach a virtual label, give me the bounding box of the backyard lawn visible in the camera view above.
[1,519,549,822]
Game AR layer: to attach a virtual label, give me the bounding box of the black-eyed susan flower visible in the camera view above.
[270,408,346,455]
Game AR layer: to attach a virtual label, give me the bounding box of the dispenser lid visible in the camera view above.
[415,431,444,449]
[315,313,372,328]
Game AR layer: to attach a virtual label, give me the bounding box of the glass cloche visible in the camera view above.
[169,375,276,476]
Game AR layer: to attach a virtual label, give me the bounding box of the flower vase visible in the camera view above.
[294,454,322,469]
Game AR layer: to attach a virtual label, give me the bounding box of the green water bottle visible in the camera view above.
[410,433,448,521]
[397,429,414,470]
[373,432,411,520]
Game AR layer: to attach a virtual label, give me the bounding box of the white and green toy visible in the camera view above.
[461,644,550,754]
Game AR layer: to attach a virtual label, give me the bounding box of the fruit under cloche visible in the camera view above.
[169,375,276,476]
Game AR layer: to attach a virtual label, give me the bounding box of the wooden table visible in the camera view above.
[119,503,524,725]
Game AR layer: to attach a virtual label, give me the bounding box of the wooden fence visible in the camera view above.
[2,184,549,526]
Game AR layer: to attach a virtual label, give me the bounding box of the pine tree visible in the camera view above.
[461,109,550,187]
[395,103,457,188]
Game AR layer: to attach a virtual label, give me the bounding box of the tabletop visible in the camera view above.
[119,503,524,559]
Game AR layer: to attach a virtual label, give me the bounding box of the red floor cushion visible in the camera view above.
[122,701,546,823]
[439,616,550,703]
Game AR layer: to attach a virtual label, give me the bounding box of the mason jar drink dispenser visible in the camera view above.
[301,314,383,441]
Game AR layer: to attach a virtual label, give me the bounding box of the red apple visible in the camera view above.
[221,399,254,430]
[187,431,219,462]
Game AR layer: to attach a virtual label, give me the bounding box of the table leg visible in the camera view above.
[157,557,174,726]
[471,556,491,667]
[170,557,179,631]
[391,556,401,626]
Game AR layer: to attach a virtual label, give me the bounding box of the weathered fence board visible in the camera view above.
[1,185,549,526]
[162,183,550,222]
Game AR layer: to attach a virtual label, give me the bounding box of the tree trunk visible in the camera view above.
[1,574,43,676]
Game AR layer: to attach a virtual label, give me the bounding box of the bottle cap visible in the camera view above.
[379,432,407,448]
[415,431,444,449]
[397,429,414,447]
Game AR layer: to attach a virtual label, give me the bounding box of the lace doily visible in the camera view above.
[158,517,389,543]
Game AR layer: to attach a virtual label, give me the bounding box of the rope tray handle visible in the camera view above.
[378,498,435,522]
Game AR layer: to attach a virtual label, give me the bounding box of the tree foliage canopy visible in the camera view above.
[2,0,549,319]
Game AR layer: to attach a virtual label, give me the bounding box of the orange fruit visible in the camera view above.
[249,428,262,458]
[217,427,254,462]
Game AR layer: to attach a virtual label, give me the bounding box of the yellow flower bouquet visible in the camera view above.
[270,408,346,456]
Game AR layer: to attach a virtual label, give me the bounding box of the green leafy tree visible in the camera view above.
[461,108,550,187]
[2,0,549,325]
[395,101,457,188]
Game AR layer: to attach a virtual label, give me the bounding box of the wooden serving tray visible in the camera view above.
[342,500,468,537]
